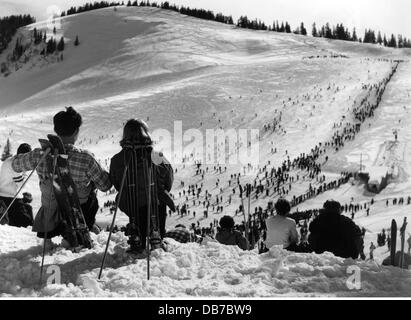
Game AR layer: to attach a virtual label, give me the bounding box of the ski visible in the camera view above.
[399,217,408,269]
[40,135,92,250]
[390,219,397,266]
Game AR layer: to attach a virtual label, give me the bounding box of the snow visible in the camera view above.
[0,6,411,297]
[0,225,409,297]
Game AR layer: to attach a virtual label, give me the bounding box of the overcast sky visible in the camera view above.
[1,0,410,38]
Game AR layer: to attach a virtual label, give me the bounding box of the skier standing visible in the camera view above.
[12,107,112,246]
[369,242,376,260]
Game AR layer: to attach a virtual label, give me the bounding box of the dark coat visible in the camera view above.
[216,229,249,250]
[110,149,175,216]
[308,212,363,259]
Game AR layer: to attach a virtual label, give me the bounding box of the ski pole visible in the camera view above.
[144,154,152,281]
[240,195,249,250]
[39,148,58,286]
[0,148,51,224]
[400,217,407,269]
[98,164,129,280]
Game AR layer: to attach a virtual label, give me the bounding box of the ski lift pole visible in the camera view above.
[98,164,129,280]
[0,148,51,223]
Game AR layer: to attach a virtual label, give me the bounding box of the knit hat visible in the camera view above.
[219,215,235,229]
[23,192,33,203]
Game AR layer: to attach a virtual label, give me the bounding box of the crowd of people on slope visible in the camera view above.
[168,62,401,233]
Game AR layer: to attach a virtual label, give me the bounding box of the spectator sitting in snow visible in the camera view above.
[264,198,299,251]
[110,119,175,253]
[165,224,191,243]
[308,200,363,259]
[12,107,112,247]
[0,143,32,227]
[216,216,249,250]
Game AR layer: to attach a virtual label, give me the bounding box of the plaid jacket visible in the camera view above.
[12,144,112,204]
[165,228,191,243]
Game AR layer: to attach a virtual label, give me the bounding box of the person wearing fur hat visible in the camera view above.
[215,215,249,250]
[308,200,363,259]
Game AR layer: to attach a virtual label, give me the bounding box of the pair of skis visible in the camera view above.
[38,135,93,285]
[39,135,92,250]
[98,144,162,281]
[390,218,408,269]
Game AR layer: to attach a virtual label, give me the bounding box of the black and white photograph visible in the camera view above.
[0,0,410,303]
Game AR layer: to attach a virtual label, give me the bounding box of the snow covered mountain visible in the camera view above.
[0,6,410,297]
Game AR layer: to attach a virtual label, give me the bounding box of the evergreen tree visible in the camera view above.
[397,34,403,48]
[46,37,57,54]
[383,34,388,46]
[74,35,80,46]
[300,22,307,36]
[285,22,291,33]
[12,38,24,60]
[352,28,358,42]
[57,37,65,51]
[388,34,397,48]
[312,23,318,37]
[325,23,332,39]
[377,31,383,45]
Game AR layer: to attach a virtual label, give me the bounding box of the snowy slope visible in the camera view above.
[0,6,411,297]
[1,225,410,297]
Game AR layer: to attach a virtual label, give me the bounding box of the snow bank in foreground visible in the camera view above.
[0,225,410,297]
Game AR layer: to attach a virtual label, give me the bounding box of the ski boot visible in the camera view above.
[125,223,145,254]
[127,235,145,255]
[149,230,164,251]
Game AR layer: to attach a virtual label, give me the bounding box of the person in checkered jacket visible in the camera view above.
[164,224,191,243]
[12,107,112,244]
